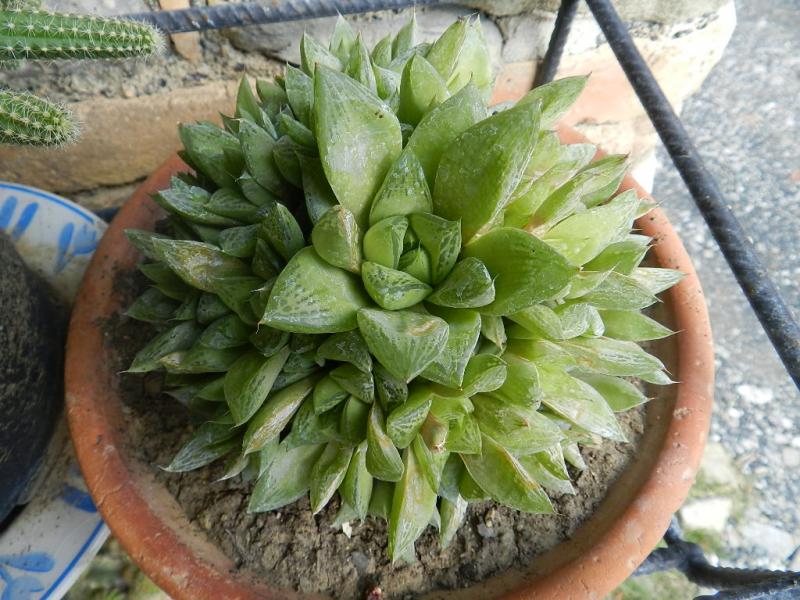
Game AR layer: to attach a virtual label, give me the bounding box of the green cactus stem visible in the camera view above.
[0,89,75,145]
[0,8,163,61]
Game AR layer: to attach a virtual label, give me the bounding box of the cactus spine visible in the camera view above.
[0,89,74,145]
[0,7,162,145]
[0,8,162,61]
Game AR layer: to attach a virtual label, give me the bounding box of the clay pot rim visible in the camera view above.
[65,132,714,600]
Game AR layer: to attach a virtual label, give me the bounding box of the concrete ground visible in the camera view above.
[653,0,800,573]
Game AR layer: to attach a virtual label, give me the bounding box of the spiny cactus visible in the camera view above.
[0,6,162,146]
[0,88,74,145]
[124,15,681,562]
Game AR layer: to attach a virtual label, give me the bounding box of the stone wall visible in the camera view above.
[0,0,735,206]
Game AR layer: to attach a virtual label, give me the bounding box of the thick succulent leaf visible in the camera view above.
[330,363,375,403]
[256,79,288,117]
[487,353,541,407]
[405,83,487,187]
[372,34,393,67]
[584,235,650,275]
[369,150,433,225]
[301,32,343,75]
[224,348,291,425]
[412,433,449,492]
[249,325,289,358]
[583,271,657,310]
[361,261,432,310]
[388,447,438,562]
[461,354,507,395]
[310,443,353,513]
[311,205,362,273]
[557,302,603,338]
[214,275,262,324]
[374,363,409,411]
[426,257,495,308]
[518,75,588,127]
[248,442,325,512]
[357,308,449,382]
[154,186,237,227]
[518,446,575,495]
[243,376,317,454]
[630,267,685,295]
[160,346,241,373]
[425,19,467,81]
[374,63,401,100]
[128,321,201,373]
[398,247,432,284]
[472,394,563,454]
[299,155,338,224]
[316,330,372,374]
[206,190,259,225]
[579,373,648,412]
[150,238,249,293]
[366,404,404,482]
[398,53,450,126]
[179,122,242,189]
[408,213,461,284]
[461,435,553,513]
[197,292,231,324]
[272,136,306,188]
[537,366,625,441]
[439,495,468,548]
[600,310,673,341]
[542,190,639,266]
[509,305,563,339]
[346,35,378,93]
[199,314,251,349]
[341,440,373,519]
[463,228,574,315]
[263,247,370,333]
[238,119,284,196]
[446,18,492,98]
[363,216,408,269]
[340,395,370,443]
[564,270,612,300]
[238,173,279,207]
[219,225,258,258]
[421,307,481,388]
[196,377,226,402]
[562,336,666,377]
[533,155,628,229]
[445,414,481,454]
[314,65,402,227]
[392,14,417,58]
[126,229,171,261]
[434,101,540,241]
[285,65,314,127]
[278,111,316,148]
[312,375,349,414]
[480,314,507,350]
[386,386,434,449]
[235,76,262,124]
[428,394,473,422]
[164,422,239,472]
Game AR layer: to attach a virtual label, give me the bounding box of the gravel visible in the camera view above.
[652,0,800,570]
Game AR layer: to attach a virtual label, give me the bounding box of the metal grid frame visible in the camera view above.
[121,2,800,597]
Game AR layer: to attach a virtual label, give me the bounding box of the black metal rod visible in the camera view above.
[584,0,800,390]
[533,0,579,87]
[125,0,442,34]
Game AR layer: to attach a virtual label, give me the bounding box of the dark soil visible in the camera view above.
[107,267,646,600]
[0,233,67,526]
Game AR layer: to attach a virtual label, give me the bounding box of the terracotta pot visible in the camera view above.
[66,131,714,599]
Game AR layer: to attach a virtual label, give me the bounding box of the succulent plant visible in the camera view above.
[125,15,681,561]
[0,5,162,145]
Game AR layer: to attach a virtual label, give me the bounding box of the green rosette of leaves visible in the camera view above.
[124,15,682,562]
